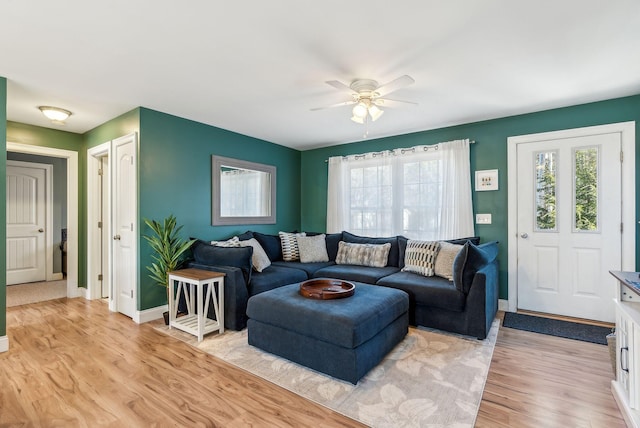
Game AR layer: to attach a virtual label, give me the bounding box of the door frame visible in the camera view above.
[6,160,54,283]
[87,142,111,303]
[507,121,636,313]
[6,142,80,298]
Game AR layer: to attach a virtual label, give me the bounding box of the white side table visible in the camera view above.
[167,268,225,342]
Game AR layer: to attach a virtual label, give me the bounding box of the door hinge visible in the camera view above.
[621,223,624,233]
[98,168,103,176]
[621,151,624,162]
[98,221,102,229]
[131,290,134,298]
[130,223,134,231]
[98,274,103,281]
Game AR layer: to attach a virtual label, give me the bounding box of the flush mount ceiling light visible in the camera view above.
[312,75,417,127]
[38,106,72,125]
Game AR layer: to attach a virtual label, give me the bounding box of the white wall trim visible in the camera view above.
[498,299,509,312]
[7,143,80,298]
[134,304,168,324]
[507,121,636,313]
[0,336,8,353]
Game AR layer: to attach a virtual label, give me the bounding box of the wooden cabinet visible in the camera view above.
[611,271,640,427]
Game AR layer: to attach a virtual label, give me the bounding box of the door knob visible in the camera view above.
[113,235,121,240]
[38,228,44,233]
[520,233,529,239]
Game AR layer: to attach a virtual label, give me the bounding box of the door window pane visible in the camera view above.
[574,147,598,231]
[535,151,557,231]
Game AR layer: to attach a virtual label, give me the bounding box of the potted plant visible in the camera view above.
[143,215,195,324]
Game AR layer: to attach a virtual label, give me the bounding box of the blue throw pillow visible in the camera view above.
[191,239,253,284]
[253,232,282,262]
[452,241,490,294]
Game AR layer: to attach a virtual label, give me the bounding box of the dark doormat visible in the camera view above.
[502,312,612,345]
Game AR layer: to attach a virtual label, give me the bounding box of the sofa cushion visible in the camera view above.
[402,240,440,277]
[434,241,463,281]
[239,238,271,272]
[336,241,391,268]
[325,232,343,261]
[271,260,334,277]
[445,236,481,246]
[279,231,306,261]
[453,241,491,294]
[313,264,400,284]
[478,240,499,263]
[377,271,466,312]
[253,232,283,262]
[343,231,400,267]
[296,234,329,263]
[190,239,253,284]
[247,264,308,296]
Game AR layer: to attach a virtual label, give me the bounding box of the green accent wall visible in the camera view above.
[137,108,301,310]
[301,95,640,300]
[0,77,6,338]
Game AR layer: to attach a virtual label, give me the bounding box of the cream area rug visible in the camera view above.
[156,319,499,428]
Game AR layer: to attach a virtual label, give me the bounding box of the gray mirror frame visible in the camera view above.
[211,155,277,225]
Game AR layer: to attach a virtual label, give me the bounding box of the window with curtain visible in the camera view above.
[327,139,474,240]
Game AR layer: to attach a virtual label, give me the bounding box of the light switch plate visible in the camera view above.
[476,214,492,224]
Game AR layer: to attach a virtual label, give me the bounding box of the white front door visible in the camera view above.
[112,134,137,318]
[6,162,47,285]
[515,132,621,322]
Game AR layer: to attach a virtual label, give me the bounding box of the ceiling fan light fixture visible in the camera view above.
[350,114,365,124]
[352,102,368,119]
[38,106,72,123]
[368,105,384,121]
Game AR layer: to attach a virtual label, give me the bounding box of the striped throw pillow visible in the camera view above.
[210,236,241,247]
[279,231,306,261]
[402,240,441,277]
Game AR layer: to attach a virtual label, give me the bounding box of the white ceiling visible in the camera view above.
[1,1,639,150]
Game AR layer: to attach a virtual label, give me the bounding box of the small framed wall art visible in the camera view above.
[475,169,499,191]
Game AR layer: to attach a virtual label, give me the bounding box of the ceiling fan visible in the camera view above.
[312,75,417,124]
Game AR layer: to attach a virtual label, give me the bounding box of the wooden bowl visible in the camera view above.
[299,278,355,300]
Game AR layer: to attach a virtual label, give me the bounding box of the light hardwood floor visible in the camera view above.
[0,298,626,427]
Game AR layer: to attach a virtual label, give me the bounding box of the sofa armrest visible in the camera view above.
[464,259,499,339]
[186,262,250,331]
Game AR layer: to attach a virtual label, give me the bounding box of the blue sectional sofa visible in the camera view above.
[187,231,499,339]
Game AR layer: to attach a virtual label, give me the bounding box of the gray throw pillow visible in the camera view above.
[434,241,463,281]
[296,234,329,263]
[335,241,391,268]
[239,238,271,272]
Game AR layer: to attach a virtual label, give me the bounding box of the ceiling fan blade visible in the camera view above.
[325,80,355,94]
[374,98,419,107]
[375,75,415,97]
[310,100,357,111]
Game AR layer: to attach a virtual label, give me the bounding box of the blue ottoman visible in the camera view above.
[246,282,409,384]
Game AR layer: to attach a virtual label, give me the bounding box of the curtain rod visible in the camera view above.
[324,140,476,163]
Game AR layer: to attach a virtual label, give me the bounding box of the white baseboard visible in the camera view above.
[498,299,509,312]
[0,336,9,353]
[134,305,168,324]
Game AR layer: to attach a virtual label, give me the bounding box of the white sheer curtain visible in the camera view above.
[220,169,270,216]
[327,139,474,240]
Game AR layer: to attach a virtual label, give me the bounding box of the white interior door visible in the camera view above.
[516,132,621,322]
[112,134,137,318]
[6,162,48,285]
[100,156,110,298]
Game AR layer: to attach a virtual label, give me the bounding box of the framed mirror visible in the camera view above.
[212,155,276,225]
